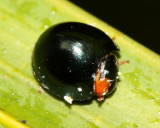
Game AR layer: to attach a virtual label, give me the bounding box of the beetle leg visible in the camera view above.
[118,60,129,65]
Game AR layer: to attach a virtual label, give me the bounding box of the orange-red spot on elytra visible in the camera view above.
[94,71,110,101]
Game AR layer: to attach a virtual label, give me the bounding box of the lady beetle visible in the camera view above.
[32,22,119,104]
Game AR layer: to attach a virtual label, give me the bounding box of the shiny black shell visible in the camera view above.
[32,22,119,101]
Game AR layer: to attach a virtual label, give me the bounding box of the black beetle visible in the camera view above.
[32,22,119,104]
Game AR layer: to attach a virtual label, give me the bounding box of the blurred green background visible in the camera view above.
[70,0,160,54]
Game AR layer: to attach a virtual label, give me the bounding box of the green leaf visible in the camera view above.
[0,0,160,128]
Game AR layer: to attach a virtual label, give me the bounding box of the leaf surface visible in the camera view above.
[0,0,160,128]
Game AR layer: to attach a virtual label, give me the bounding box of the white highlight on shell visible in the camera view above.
[92,73,96,80]
[42,76,45,78]
[41,83,49,90]
[100,77,105,81]
[101,70,109,77]
[100,70,109,81]
[115,60,118,66]
[73,44,83,56]
[102,90,108,96]
[77,87,82,92]
[64,96,73,104]
[107,79,114,83]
